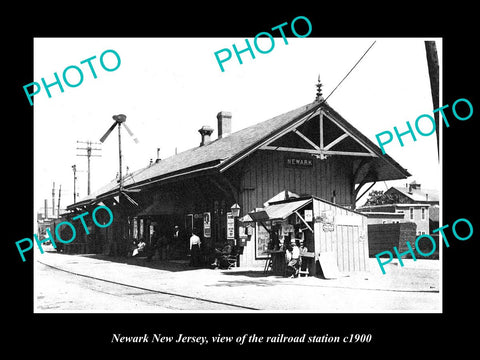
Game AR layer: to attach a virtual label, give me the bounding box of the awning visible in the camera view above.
[248,198,312,221]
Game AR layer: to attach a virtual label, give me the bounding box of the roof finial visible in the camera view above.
[315,74,324,101]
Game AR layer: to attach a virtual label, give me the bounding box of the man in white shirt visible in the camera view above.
[189,229,201,267]
[287,238,301,278]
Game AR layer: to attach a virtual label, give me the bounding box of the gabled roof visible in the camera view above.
[68,99,410,210]
[358,204,430,212]
[68,102,319,208]
[386,186,439,203]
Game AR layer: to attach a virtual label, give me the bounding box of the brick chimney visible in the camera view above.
[217,111,232,139]
[198,125,214,146]
[408,181,421,193]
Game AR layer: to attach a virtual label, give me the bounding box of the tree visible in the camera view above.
[364,190,400,206]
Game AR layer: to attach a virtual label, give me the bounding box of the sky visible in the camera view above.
[33,37,442,218]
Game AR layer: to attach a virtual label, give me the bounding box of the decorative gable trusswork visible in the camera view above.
[259,107,376,159]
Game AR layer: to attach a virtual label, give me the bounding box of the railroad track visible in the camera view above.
[37,261,260,311]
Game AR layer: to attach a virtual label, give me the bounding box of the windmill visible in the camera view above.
[99,114,140,206]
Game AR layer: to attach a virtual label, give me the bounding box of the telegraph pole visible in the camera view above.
[57,184,62,217]
[118,124,123,194]
[425,41,439,159]
[72,165,77,203]
[52,182,55,218]
[76,140,102,195]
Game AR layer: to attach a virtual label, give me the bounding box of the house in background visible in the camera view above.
[384,181,439,206]
[358,203,429,235]
[385,181,439,231]
[358,181,439,237]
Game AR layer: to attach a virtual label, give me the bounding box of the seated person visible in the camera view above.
[298,239,308,273]
[286,239,301,278]
[132,239,146,257]
[130,240,138,257]
[211,242,233,269]
[299,239,308,253]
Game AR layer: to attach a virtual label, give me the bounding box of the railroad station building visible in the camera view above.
[66,82,411,273]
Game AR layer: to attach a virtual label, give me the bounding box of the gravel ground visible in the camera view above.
[34,252,441,313]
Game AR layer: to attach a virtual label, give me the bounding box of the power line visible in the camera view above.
[323,40,376,102]
[304,40,378,129]
[76,140,102,196]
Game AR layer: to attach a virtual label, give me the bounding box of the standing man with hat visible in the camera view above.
[287,238,301,278]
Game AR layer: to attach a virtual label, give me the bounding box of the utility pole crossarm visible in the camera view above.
[76,140,102,196]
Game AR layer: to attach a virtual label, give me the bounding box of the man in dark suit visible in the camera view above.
[171,225,183,259]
